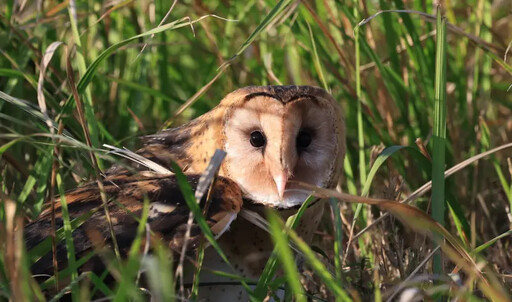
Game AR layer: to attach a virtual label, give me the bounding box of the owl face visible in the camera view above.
[221,86,345,208]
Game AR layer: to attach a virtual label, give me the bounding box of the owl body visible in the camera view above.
[27,86,345,300]
[146,86,345,299]
[195,200,326,301]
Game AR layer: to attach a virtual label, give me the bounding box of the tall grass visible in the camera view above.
[431,7,447,276]
[1,0,511,300]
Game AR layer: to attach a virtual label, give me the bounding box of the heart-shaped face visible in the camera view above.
[221,86,345,208]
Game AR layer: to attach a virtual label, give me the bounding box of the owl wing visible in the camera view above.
[25,172,242,276]
[105,121,202,175]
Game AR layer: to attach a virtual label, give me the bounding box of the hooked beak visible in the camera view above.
[273,170,290,200]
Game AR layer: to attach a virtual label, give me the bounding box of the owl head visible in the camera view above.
[219,86,345,208]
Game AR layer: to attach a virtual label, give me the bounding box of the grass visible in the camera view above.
[1,0,512,301]
[431,7,447,276]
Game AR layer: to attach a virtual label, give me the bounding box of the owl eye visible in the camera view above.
[296,130,312,149]
[250,131,266,148]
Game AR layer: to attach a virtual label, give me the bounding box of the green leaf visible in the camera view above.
[267,210,306,302]
[252,195,316,300]
[431,8,447,274]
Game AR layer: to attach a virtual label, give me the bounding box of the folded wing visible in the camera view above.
[25,172,243,276]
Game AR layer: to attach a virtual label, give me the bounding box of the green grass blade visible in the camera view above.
[0,68,26,78]
[306,22,328,90]
[113,198,150,302]
[267,210,306,302]
[143,243,175,301]
[472,229,512,254]
[39,251,96,290]
[252,195,316,300]
[55,173,79,301]
[221,0,294,67]
[170,162,253,296]
[480,117,512,211]
[353,1,366,188]
[329,198,343,282]
[96,74,178,104]
[431,8,447,275]
[68,3,101,163]
[88,271,114,298]
[287,222,351,301]
[348,146,431,255]
[28,208,97,265]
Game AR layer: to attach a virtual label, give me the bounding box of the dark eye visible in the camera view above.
[250,131,266,148]
[297,130,312,149]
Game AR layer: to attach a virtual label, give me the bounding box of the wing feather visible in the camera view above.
[25,173,242,276]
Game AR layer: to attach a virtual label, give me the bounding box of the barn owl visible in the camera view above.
[26,85,346,300]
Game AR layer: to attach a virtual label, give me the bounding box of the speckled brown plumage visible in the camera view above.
[25,173,242,277]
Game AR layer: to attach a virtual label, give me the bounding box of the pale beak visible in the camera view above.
[273,170,289,200]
